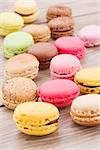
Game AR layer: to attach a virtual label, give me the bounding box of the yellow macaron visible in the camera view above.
[70,94,100,126]
[0,12,24,36]
[74,68,100,94]
[14,0,39,23]
[13,102,59,136]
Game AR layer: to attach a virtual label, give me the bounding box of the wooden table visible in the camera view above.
[0,0,100,150]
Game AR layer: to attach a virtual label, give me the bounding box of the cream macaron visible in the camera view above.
[70,94,100,126]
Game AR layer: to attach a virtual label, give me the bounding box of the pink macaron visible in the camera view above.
[77,25,100,47]
[50,54,82,80]
[55,36,86,59]
[38,79,80,108]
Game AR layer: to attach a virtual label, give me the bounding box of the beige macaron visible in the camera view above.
[14,0,39,23]
[2,77,38,110]
[70,94,100,126]
[5,53,39,80]
[22,24,51,43]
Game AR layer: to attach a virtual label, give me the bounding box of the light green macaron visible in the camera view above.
[3,31,34,58]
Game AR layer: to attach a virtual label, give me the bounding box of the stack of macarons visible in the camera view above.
[1,0,100,137]
[47,5,74,39]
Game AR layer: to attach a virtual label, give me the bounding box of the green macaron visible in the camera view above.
[3,31,34,58]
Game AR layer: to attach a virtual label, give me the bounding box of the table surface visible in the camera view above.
[0,0,100,150]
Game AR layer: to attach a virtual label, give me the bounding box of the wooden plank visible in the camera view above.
[0,107,100,150]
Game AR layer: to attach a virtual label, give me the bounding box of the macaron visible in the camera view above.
[0,12,24,36]
[3,31,34,58]
[13,102,59,136]
[22,24,51,43]
[74,68,100,94]
[50,54,82,80]
[55,36,86,59]
[46,5,72,22]
[14,0,39,23]
[48,17,74,39]
[2,77,38,110]
[28,42,58,69]
[38,79,80,108]
[77,25,100,47]
[70,94,100,126]
[5,53,39,80]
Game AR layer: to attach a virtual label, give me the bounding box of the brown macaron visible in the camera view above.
[22,24,51,43]
[2,77,38,110]
[48,17,74,39]
[47,5,72,22]
[28,42,58,69]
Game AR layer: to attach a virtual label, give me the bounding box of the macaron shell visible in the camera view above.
[0,12,24,28]
[14,0,38,15]
[70,113,100,126]
[75,68,100,86]
[0,27,21,36]
[16,122,58,136]
[47,5,72,21]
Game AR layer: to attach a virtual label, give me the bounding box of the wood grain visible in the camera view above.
[0,0,100,150]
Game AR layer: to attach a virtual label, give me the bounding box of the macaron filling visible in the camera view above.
[46,118,59,126]
[75,81,100,93]
[40,58,52,63]
[77,82,100,88]
[15,12,34,16]
[16,118,59,127]
[51,67,81,79]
